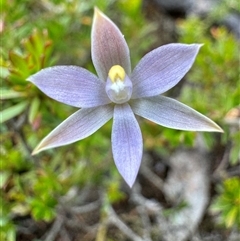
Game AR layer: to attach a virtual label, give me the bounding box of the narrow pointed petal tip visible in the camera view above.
[31,145,43,156]
[205,114,224,133]
[93,6,104,19]
[112,103,143,187]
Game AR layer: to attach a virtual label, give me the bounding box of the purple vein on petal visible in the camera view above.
[131,96,223,132]
[91,7,131,81]
[112,103,143,187]
[32,105,114,155]
[28,66,111,108]
[131,43,202,99]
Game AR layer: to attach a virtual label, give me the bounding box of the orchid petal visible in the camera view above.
[131,44,202,99]
[28,66,110,108]
[32,105,113,155]
[91,7,131,81]
[112,103,143,187]
[131,96,223,132]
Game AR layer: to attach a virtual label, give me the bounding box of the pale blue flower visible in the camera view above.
[28,8,223,187]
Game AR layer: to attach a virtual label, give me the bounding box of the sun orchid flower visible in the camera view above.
[28,8,223,187]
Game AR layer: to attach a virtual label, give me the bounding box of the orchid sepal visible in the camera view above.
[131,96,223,132]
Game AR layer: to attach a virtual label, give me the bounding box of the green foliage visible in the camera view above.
[28,170,61,221]
[209,0,240,19]
[211,177,240,229]
[177,16,239,150]
[138,119,197,161]
[1,101,28,124]
[230,131,240,165]
[177,15,239,232]
[178,20,239,118]
[0,202,16,241]
[1,29,54,124]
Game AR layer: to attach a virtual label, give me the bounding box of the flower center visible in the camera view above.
[105,65,132,104]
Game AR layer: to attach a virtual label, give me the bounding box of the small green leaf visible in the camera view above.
[0,101,28,123]
[0,89,24,100]
[22,38,36,58]
[29,29,42,56]
[118,0,141,15]
[28,97,40,124]
[8,69,28,84]
[0,172,10,188]
[230,132,240,165]
[9,51,29,74]
[225,206,238,228]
